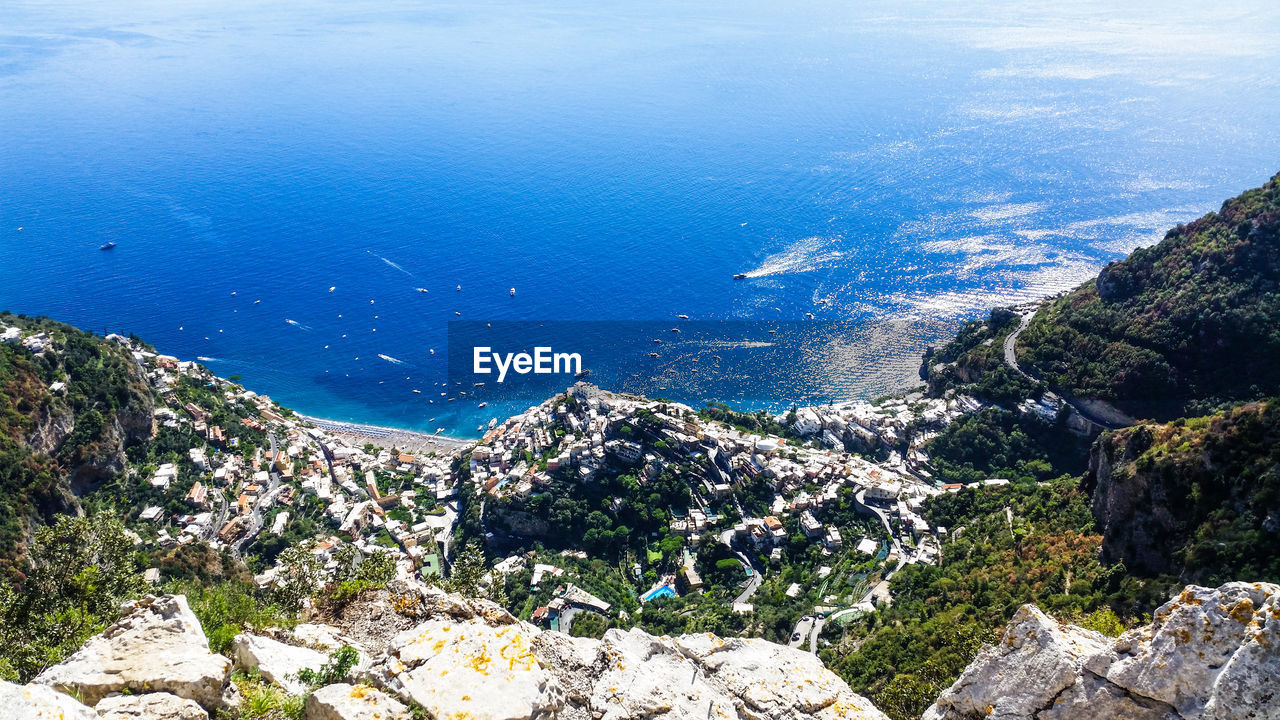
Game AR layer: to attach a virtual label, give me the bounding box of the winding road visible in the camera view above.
[1002,309,1130,431]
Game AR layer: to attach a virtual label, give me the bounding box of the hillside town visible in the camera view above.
[56,328,1036,647]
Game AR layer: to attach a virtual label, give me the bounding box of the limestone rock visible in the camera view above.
[305,683,411,720]
[231,633,330,695]
[95,692,210,720]
[925,582,1280,720]
[0,679,97,719]
[923,604,1111,720]
[373,617,564,720]
[32,595,231,709]
[674,632,888,720]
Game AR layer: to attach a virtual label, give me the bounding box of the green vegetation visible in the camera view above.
[1089,399,1280,583]
[824,479,1168,720]
[217,670,305,720]
[178,580,299,655]
[922,308,1041,407]
[0,314,154,568]
[568,612,609,639]
[0,512,144,681]
[296,646,360,688]
[925,407,1089,484]
[1017,172,1280,420]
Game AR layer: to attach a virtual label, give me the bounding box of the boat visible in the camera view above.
[677,314,689,319]
[473,381,485,387]
[670,328,680,333]
[412,389,421,394]
[488,418,497,429]
[652,338,662,344]
[478,402,487,408]
[99,241,116,251]
[733,273,747,280]
[574,368,592,380]
[456,284,461,291]
[329,286,336,292]
[648,352,660,358]
[416,288,429,293]
[509,287,516,296]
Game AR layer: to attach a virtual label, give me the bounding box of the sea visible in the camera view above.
[2,0,1278,437]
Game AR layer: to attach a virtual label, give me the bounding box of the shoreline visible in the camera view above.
[297,413,478,455]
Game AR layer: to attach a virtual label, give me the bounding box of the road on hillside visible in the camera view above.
[231,432,283,557]
[719,528,764,604]
[1002,308,1129,431]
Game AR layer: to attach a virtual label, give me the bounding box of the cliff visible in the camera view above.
[0,314,154,568]
[17,582,889,720]
[925,582,1280,720]
[1086,400,1280,583]
[11,581,1280,719]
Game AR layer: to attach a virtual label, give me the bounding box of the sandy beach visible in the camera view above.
[298,414,477,456]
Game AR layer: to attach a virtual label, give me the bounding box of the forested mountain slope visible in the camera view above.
[1015,172,1280,421]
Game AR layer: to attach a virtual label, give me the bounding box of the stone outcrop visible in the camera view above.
[305,683,411,720]
[925,582,1280,720]
[0,679,97,719]
[361,583,888,720]
[32,595,232,709]
[21,582,1280,720]
[95,692,210,720]
[231,632,330,695]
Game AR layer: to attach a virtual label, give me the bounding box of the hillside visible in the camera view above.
[1014,172,1280,421]
[0,314,154,572]
[1087,399,1280,584]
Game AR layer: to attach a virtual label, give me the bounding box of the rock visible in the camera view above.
[1097,582,1280,719]
[32,595,231,709]
[95,692,209,720]
[925,582,1280,720]
[673,632,888,720]
[231,633,330,695]
[305,683,411,720]
[373,617,564,720]
[923,604,1111,720]
[0,679,97,719]
[572,628,888,720]
[363,586,886,720]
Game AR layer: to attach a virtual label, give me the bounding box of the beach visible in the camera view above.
[298,414,476,456]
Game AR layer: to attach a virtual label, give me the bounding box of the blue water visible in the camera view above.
[2,0,1278,435]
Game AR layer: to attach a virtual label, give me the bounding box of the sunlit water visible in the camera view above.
[2,0,1278,435]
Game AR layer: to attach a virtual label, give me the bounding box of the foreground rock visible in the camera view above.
[925,582,1280,720]
[362,584,887,720]
[0,679,97,719]
[32,595,232,709]
[231,633,330,695]
[95,691,209,720]
[306,683,411,720]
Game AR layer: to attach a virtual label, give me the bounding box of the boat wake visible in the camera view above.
[740,236,845,278]
[379,256,414,277]
[284,318,312,331]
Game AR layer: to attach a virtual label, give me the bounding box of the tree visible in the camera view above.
[272,541,324,612]
[0,512,144,681]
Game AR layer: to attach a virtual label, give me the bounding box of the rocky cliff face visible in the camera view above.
[13,581,1278,720]
[1085,401,1280,582]
[12,583,887,720]
[925,582,1280,720]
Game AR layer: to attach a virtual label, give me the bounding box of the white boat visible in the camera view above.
[677,314,689,319]
[328,286,335,292]
[488,418,497,429]
[509,287,516,296]
[416,288,429,293]
[478,402,487,408]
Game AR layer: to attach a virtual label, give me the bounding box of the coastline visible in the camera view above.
[297,413,477,455]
